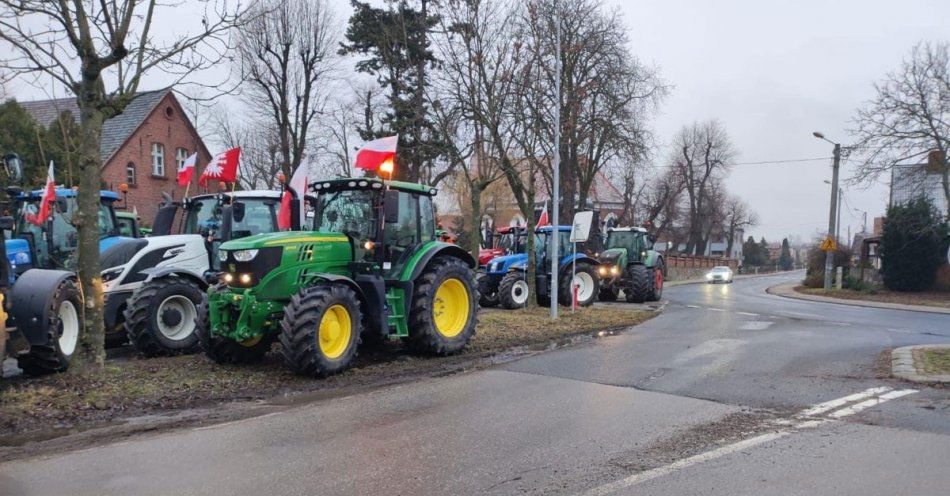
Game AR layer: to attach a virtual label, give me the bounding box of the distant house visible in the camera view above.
[19,88,213,226]
[890,162,947,216]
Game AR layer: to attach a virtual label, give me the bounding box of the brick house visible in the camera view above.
[20,88,212,226]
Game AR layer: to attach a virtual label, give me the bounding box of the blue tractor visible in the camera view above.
[486,226,600,309]
[2,178,131,375]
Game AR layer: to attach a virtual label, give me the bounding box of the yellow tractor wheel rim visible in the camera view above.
[319,304,352,359]
[239,335,263,348]
[433,278,470,338]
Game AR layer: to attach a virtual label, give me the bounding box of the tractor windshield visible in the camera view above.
[534,231,573,262]
[312,189,377,241]
[184,197,278,238]
[606,231,641,251]
[13,197,118,269]
[495,231,526,254]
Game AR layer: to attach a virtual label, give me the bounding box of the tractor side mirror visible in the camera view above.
[0,216,12,230]
[231,201,246,223]
[3,153,24,184]
[384,190,400,223]
[151,204,178,237]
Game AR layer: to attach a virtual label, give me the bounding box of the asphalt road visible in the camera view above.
[1,271,948,495]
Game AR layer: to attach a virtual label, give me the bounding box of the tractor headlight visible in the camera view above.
[218,249,229,262]
[222,273,235,284]
[232,249,259,262]
[598,266,608,276]
[610,265,620,276]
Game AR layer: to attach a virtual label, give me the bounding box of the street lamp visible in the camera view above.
[812,131,842,290]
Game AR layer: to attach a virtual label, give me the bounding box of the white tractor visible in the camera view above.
[101,190,288,356]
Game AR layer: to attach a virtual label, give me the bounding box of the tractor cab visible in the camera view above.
[479,226,527,266]
[6,188,127,273]
[596,227,664,303]
[115,211,142,238]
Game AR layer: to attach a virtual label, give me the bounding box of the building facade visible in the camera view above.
[20,88,213,226]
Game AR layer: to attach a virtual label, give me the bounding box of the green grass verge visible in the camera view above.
[914,348,950,375]
[796,286,950,309]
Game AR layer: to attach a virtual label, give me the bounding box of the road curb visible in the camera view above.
[891,345,950,384]
[765,282,950,315]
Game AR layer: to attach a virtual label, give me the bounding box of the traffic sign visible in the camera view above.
[569,211,594,242]
[820,237,837,252]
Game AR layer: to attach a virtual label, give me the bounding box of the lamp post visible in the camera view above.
[813,131,841,290]
[550,0,561,320]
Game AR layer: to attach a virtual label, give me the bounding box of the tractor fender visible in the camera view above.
[306,273,366,300]
[139,267,209,289]
[404,243,477,282]
[8,269,76,346]
[641,251,663,268]
[558,253,599,273]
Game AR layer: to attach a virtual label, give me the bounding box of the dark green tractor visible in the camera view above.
[596,227,665,303]
[198,178,479,377]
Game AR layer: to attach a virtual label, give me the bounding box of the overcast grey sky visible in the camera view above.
[7,0,948,244]
[614,0,949,243]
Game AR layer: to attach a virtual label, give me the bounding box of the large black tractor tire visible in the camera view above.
[196,298,274,364]
[17,278,83,376]
[624,264,652,303]
[558,263,600,307]
[599,285,618,302]
[280,284,363,377]
[498,271,529,309]
[648,260,665,302]
[408,256,477,355]
[124,276,203,357]
[477,274,500,308]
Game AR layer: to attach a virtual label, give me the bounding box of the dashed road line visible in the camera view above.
[583,386,918,496]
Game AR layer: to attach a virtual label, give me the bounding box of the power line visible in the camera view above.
[652,156,832,168]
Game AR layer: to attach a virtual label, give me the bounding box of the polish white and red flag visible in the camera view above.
[536,202,550,228]
[277,165,309,230]
[354,135,398,173]
[177,152,197,186]
[198,147,241,186]
[26,161,56,226]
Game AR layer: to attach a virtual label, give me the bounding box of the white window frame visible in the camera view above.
[151,143,165,176]
[176,147,188,172]
[126,162,136,186]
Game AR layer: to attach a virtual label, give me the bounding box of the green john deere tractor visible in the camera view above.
[197,177,479,377]
[596,227,664,303]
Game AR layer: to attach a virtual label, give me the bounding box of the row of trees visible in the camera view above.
[741,236,794,270]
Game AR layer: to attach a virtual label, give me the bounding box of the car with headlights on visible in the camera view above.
[705,266,733,283]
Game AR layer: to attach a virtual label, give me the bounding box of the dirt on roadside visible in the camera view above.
[0,306,654,459]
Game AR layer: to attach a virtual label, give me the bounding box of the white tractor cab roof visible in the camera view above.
[191,190,284,201]
[606,227,649,233]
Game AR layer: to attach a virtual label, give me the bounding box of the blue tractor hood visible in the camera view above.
[100,236,134,252]
[5,238,32,274]
[484,253,528,275]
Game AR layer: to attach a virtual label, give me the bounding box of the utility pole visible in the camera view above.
[824,143,841,290]
[863,211,867,233]
[836,190,842,242]
[549,0,561,320]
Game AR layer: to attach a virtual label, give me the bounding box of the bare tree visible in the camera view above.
[237,0,337,179]
[0,0,246,369]
[722,196,758,257]
[213,111,283,190]
[850,41,949,216]
[669,120,736,255]
[641,169,683,238]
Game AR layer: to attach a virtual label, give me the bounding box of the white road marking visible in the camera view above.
[797,387,892,418]
[686,304,700,308]
[827,389,918,418]
[739,321,773,330]
[707,308,726,312]
[584,387,918,496]
[737,311,759,316]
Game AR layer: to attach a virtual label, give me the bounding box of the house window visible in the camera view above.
[126,162,136,186]
[176,147,188,171]
[151,143,165,176]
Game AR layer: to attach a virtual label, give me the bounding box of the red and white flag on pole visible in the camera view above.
[354,135,398,175]
[536,202,550,228]
[277,165,309,230]
[198,147,241,186]
[177,152,197,186]
[26,161,56,226]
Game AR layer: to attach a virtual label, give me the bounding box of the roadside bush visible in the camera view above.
[843,275,878,293]
[802,243,851,288]
[879,198,948,292]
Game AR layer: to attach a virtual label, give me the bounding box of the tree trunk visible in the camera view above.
[469,185,483,262]
[73,97,107,371]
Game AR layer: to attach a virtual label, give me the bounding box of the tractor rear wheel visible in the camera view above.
[280,284,363,377]
[477,274,499,308]
[124,276,203,357]
[624,265,652,303]
[498,271,529,309]
[17,278,82,376]
[196,298,274,364]
[408,256,477,355]
[558,263,600,307]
